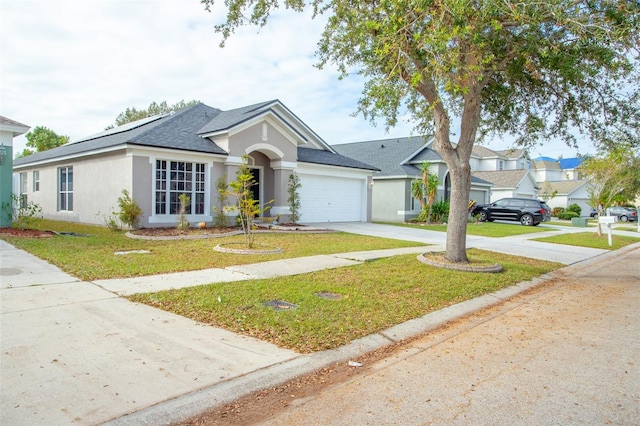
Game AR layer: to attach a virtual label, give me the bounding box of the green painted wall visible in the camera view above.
[0,146,14,227]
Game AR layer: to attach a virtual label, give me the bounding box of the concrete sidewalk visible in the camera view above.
[0,223,636,425]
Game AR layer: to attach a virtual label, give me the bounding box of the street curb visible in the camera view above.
[102,243,640,426]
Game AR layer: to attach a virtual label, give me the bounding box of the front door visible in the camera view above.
[249,168,260,205]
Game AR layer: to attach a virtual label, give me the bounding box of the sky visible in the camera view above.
[1,0,594,160]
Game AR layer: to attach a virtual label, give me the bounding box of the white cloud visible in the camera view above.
[0,0,593,159]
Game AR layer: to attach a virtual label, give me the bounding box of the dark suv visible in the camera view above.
[472,198,551,226]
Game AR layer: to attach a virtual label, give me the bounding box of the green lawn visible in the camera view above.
[532,231,640,250]
[129,249,561,353]
[378,221,557,237]
[0,220,424,280]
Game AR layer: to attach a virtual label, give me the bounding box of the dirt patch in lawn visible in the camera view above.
[0,227,56,238]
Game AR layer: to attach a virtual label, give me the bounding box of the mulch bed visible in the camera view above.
[0,227,56,238]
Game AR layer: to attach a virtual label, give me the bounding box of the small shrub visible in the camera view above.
[558,211,579,220]
[96,211,121,231]
[430,200,450,223]
[566,203,582,216]
[552,207,565,217]
[1,194,43,230]
[117,189,142,230]
[212,174,229,228]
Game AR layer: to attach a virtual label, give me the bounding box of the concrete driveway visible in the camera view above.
[0,241,298,426]
[322,222,608,264]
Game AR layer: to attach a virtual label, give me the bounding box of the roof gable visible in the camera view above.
[539,179,588,195]
[198,100,334,153]
[333,136,437,177]
[472,169,533,188]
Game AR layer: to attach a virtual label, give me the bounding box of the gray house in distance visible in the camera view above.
[13,100,377,227]
[334,137,493,222]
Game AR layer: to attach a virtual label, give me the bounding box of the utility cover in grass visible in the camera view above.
[263,300,299,311]
[315,292,343,300]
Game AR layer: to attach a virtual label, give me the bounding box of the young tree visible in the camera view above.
[582,146,640,236]
[203,0,640,262]
[17,126,69,157]
[226,158,270,248]
[287,171,302,224]
[411,162,439,223]
[105,100,200,129]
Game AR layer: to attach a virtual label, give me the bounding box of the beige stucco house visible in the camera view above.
[12,101,377,228]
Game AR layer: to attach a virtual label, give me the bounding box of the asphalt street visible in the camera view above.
[259,243,640,425]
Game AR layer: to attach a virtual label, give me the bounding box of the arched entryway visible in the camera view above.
[444,173,451,201]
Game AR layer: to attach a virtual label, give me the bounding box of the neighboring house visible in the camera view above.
[334,137,493,222]
[470,145,532,172]
[0,115,30,227]
[469,145,539,202]
[533,156,590,213]
[533,156,584,182]
[472,169,540,202]
[539,179,592,216]
[12,100,377,227]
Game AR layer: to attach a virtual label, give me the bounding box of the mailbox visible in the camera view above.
[598,215,618,225]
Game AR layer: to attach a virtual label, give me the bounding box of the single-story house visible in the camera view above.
[334,137,493,222]
[538,179,592,216]
[472,169,539,202]
[12,100,378,227]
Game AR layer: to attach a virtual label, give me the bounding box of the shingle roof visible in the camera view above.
[0,115,30,128]
[13,102,376,172]
[471,145,500,157]
[472,169,531,188]
[14,104,227,166]
[496,148,526,158]
[333,136,438,177]
[197,100,275,134]
[0,115,30,136]
[534,160,561,170]
[298,147,378,171]
[538,179,588,195]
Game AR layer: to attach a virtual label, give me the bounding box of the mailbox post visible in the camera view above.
[598,215,618,246]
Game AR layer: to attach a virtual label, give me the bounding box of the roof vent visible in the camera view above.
[381,144,385,148]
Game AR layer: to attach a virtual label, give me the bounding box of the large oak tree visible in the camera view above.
[202,0,640,262]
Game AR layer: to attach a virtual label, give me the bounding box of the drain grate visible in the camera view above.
[263,300,299,311]
[315,292,343,300]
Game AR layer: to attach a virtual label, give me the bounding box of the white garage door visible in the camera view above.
[298,174,364,222]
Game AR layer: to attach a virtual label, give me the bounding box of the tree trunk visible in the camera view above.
[431,81,481,262]
[444,162,472,263]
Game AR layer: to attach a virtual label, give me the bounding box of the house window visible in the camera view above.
[33,170,40,192]
[19,172,27,208]
[155,160,205,215]
[498,160,504,171]
[58,166,73,211]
